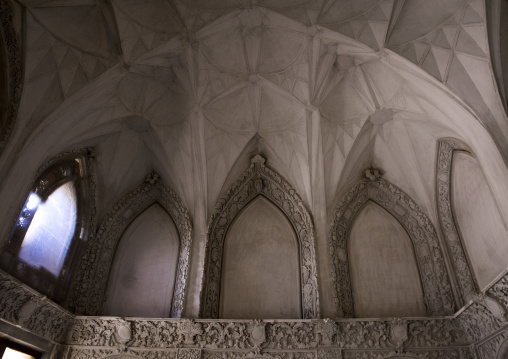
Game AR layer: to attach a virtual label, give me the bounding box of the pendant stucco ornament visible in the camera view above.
[113,319,132,346]
[16,297,41,323]
[254,178,264,193]
[473,293,507,322]
[364,168,382,181]
[315,319,337,346]
[390,319,408,351]
[249,320,266,348]
[177,319,203,345]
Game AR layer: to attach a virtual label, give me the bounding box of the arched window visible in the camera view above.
[0,156,90,304]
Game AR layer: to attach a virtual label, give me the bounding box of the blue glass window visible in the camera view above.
[18,182,77,277]
[0,156,89,304]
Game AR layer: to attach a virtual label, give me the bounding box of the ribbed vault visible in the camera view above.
[1,0,508,319]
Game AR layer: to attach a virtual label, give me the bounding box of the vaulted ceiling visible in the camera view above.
[1,2,508,310]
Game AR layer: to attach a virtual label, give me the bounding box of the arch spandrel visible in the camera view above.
[201,155,319,319]
[328,171,455,317]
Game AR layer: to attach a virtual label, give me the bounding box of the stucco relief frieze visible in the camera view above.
[488,276,508,311]
[318,349,342,359]
[0,270,74,343]
[459,346,477,359]
[68,173,192,318]
[475,329,508,359]
[0,0,23,155]
[59,348,193,359]
[47,314,500,359]
[328,173,454,317]
[456,299,505,343]
[202,351,315,359]
[341,350,462,359]
[56,348,117,359]
[178,348,202,359]
[404,320,467,348]
[200,155,320,319]
[66,318,468,351]
[436,139,478,304]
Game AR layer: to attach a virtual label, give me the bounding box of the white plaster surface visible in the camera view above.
[349,202,426,318]
[103,204,179,317]
[220,197,301,319]
[452,152,508,290]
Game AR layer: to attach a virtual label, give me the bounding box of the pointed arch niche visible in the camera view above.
[201,155,319,319]
[68,173,192,317]
[328,175,454,318]
[437,139,508,293]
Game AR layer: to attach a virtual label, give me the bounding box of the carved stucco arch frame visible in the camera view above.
[328,177,454,317]
[436,138,478,306]
[68,173,192,318]
[200,155,320,319]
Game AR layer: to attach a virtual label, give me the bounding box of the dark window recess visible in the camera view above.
[0,338,42,359]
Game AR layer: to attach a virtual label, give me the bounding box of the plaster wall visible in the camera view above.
[349,202,426,318]
[452,152,508,290]
[103,204,179,318]
[220,196,301,319]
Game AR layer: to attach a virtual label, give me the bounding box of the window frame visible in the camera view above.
[0,156,90,305]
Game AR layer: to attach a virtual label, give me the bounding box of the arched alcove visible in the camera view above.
[349,201,426,317]
[68,174,192,317]
[103,204,180,318]
[220,196,301,319]
[328,175,454,317]
[452,151,508,290]
[201,155,319,319]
